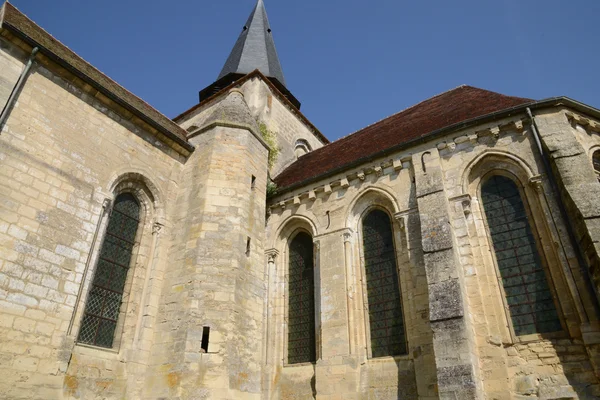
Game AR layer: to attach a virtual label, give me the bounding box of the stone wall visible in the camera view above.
[239,77,326,177]
[0,35,24,110]
[266,111,600,399]
[266,157,436,399]
[176,76,326,179]
[0,37,185,399]
[3,22,600,399]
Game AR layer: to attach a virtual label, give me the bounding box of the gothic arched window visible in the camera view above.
[78,193,141,348]
[362,209,406,357]
[287,231,316,364]
[481,175,562,336]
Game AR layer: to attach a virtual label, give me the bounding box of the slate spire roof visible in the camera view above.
[199,0,300,108]
[218,0,286,86]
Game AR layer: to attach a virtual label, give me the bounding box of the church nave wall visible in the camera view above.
[0,36,184,400]
[265,108,600,399]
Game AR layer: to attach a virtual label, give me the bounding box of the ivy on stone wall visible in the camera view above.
[266,179,278,198]
[258,122,279,170]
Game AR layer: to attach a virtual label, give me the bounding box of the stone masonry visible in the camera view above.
[2,1,600,399]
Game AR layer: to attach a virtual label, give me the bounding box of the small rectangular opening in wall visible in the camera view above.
[201,326,210,353]
[246,237,251,257]
[251,175,256,190]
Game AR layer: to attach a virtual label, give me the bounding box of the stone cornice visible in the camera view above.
[270,156,412,212]
[565,110,600,134]
[435,118,526,153]
[269,118,530,211]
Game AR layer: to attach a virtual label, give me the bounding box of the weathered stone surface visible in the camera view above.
[514,375,538,395]
[429,279,464,321]
[424,249,458,283]
[437,364,476,390]
[561,183,600,219]
[199,89,260,134]
[415,164,445,199]
[553,156,599,188]
[540,130,585,159]
[1,13,600,399]
[419,193,454,253]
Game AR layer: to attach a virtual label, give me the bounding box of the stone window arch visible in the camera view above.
[72,173,160,350]
[77,192,143,348]
[360,208,407,357]
[480,173,562,337]
[294,139,312,159]
[287,230,317,364]
[592,149,600,178]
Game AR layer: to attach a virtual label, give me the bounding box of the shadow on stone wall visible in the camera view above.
[509,336,600,399]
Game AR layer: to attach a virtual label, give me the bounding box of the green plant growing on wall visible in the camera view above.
[259,122,279,170]
[266,178,278,198]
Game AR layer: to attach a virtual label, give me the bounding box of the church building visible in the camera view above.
[2,1,600,399]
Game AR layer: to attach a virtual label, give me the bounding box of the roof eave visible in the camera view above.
[274,97,589,196]
[0,6,194,154]
[0,2,6,29]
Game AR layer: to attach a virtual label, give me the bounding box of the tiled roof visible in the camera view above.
[274,85,533,189]
[1,2,192,152]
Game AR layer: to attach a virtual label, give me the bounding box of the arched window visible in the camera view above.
[294,139,311,159]
[287,232,316,364]
[362,209,406,357]
[78,193,141,348]
[481,175,561,336]
[593,150,600,178]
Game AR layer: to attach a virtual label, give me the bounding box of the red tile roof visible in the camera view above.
[274,85,533,189]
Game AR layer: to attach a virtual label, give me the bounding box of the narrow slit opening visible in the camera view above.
[201,327,210,353]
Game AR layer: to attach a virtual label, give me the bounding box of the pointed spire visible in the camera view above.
[218,0,286,86]
[200,0,300,109]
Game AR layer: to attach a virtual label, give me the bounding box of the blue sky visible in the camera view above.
[10,0,600,141]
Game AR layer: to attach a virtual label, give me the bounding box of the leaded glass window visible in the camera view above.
[593,151,600,177]
[78,193,141,348]
[481,175,562,336]
[362,209,406,358]
[287,232,316,364]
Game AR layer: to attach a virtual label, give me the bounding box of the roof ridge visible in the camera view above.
[314,84,527,151]
[287,85,479,164]
[330,85,472,145]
